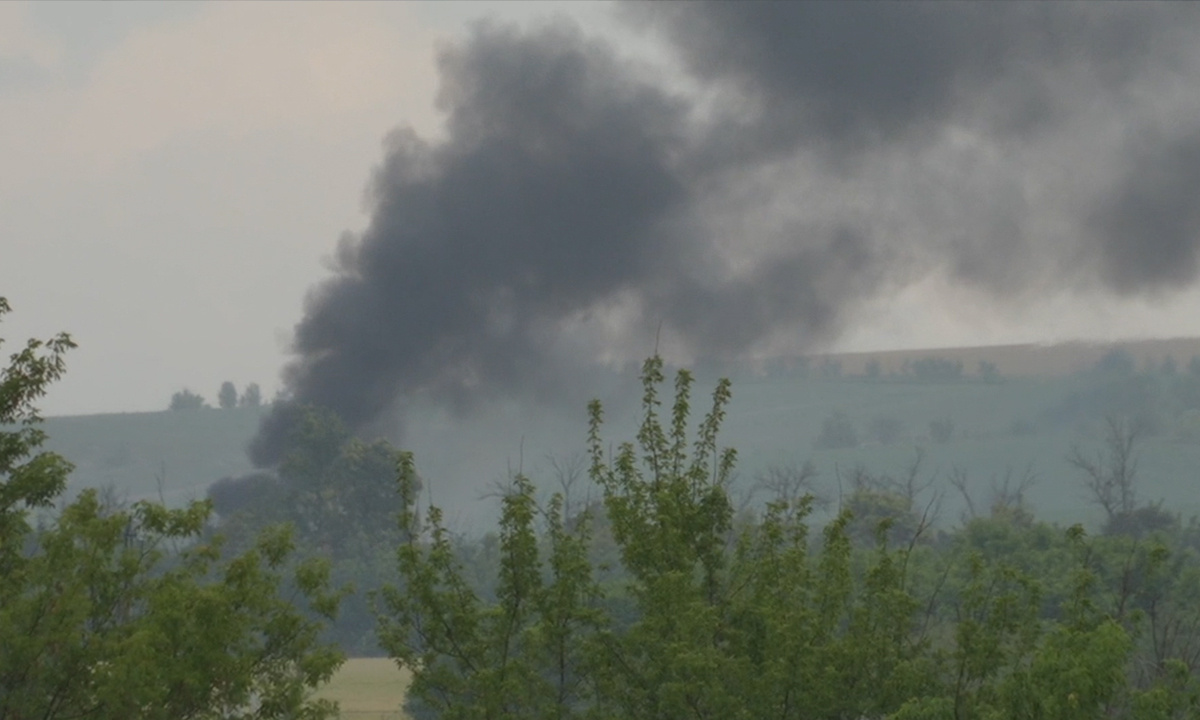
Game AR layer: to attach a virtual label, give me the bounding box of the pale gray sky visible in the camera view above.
[3,1,1200,416]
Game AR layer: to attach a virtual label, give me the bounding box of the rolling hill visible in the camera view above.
[34,337,1200,528]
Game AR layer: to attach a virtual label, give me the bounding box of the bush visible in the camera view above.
[169,388,206,411]
[868,414,904,445]
[0,297,343,719]
[218,381,238,409]
[910,356,964,382]
[817,411,858,449]
[929,417,955,444]
[978,360,1002,383]
[240,382,263,408]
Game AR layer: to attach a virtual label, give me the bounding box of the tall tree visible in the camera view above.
[378,357,926,719]
[377,355,1200,719]
[169,388,205,411]
[0,298,345,719]
[241,382,263,408]
[218,380,238,409]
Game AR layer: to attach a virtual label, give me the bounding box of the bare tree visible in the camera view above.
[988,464,1038,521]
[836,450,941,547]
[1069,416,1140,524]
[745,461,825,519]
[546,452,589,521]
[949,466,977,522]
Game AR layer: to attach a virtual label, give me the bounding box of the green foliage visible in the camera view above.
[908,357,965,383]
[241,382,263,408]
[0,298,344,719]
[379,454,604,719]
[169,388,207,411]
[216,406,403,552]
[219,381,239,409]
[381,357,934,719]
[379,355,1200,719]
[929,417,955,444]
[869,414,905,445]
[210,404,409,652]
[816,410,858,449]
[0,297,76,525]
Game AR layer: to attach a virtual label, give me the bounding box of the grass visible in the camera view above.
[717,374,1200,525]
[28,341,1200,530]
[39,406,265,505]
[315,658,410,719]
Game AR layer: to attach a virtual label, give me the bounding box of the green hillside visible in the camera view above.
[716,374,1200,525]
[41,406,265,506]
[33,356,1200,530]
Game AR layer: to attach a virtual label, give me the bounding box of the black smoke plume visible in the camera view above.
[252,3,1200,466]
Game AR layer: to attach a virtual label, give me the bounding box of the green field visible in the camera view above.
[29,344,1200,530]
[714,374,1200,525]
[315,658,410,719]
[23,347,1200,715]
[39,406,264,505]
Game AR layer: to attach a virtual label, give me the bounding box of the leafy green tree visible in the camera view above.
[0,298,344,719]
[376,354,1200,719]
[219,380,238,409]
[169,388,206,411]
[218,405,403,553]
[840,459,933,548]
[910,356,964,382]
[380,357,933,719]
[241,382,263,408]
[816,410,858,449]
[869,414,905,445]
[929,417,955,444]
[209,405,407,652]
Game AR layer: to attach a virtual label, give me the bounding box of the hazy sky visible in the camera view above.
[4,1,1200,417]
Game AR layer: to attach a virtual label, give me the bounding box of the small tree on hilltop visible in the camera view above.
[218,381,238,409]
[241,382,262,408]
[817,410,859,449]
[169,388,205,411]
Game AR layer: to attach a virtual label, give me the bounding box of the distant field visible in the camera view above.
[39,406,264,505]
[29,336,1200,528]
[804,337,1200,378]
[716,374,1200,526]
[315,658,409,719]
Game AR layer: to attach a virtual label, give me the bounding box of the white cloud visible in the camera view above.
[2,2,441,178]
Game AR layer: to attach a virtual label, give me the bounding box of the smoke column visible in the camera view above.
[252,3,1200,466]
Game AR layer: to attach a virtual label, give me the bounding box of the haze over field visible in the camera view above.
[4,1,1200,437]
[14,10,1200,704]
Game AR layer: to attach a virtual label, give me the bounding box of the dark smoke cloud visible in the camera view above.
[1092,128,1200,295]
[254,3,1200,465]
[256,21,691,464]
[634,3,1180,155]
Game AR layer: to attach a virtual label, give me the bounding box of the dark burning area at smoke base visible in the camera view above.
[250,2,1200,467]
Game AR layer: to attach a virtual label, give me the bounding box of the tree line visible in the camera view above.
[169,381,263,411]
[7,296,1200,719]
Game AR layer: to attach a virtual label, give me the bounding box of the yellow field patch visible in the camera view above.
[315,657,411,719]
